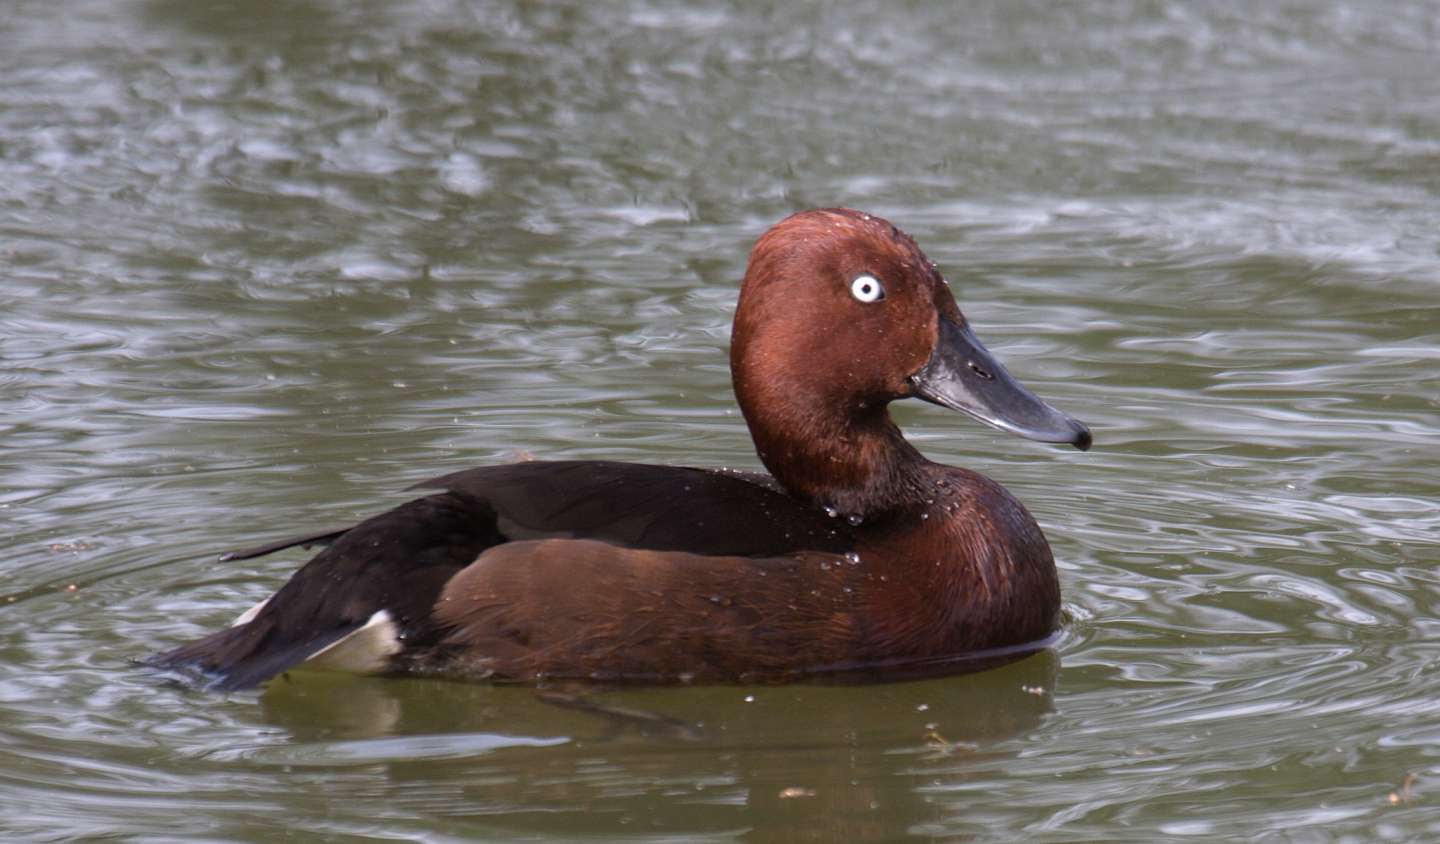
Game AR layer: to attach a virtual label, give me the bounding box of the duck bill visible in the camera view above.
[909,317,1092,451]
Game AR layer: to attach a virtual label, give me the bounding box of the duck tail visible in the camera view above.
[149,491,504,692]
[148,611,373,692]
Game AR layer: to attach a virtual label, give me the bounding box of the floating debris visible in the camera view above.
[1388,773,1418,805]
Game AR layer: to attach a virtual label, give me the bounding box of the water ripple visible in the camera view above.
[2,0,1439,841]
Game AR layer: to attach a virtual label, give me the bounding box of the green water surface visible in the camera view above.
[2,1,1437,841]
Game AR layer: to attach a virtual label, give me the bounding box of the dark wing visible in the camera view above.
[218,527,350,562]
[211,461,845,563]
[151,491,504,690]
[153,461,850,690]
[413,460,851,557]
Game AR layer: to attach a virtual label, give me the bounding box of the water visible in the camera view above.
[2,0,1437,840]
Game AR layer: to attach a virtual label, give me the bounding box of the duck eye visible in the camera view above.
[850,274,885,303]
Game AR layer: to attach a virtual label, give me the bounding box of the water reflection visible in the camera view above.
[249,653,1057,842]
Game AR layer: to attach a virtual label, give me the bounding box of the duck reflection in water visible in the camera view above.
[153,208,1090,692]
[255,650,1059,844]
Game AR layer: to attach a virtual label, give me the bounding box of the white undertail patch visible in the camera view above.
[300,609,403,675]
[232,597,270,627]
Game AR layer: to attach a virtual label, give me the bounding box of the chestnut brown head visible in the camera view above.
[731,208,1090,464]
[732,209,950,413]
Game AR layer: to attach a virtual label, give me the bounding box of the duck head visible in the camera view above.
[730,208,1089,515]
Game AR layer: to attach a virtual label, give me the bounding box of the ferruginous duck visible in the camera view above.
[152,208,1091,690]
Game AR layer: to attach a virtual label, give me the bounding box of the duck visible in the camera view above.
[152,208,1091,691]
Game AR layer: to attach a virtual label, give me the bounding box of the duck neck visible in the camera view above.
[739,394,931,521]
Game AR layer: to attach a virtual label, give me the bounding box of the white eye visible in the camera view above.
[850,274,884,303]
